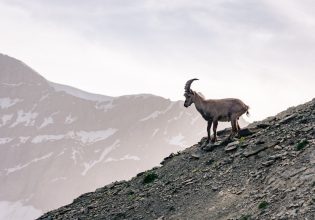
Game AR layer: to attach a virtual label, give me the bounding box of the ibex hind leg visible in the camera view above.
[211,121,218,143]
[206,120,212,144]
[230,118,238,139]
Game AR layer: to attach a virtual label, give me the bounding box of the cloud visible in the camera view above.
[0,0,314,120]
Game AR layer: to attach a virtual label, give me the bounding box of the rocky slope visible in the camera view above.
[39,98,315,220]
[0,53,248,218]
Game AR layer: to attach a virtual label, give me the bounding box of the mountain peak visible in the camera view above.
[38,99,315,220]
[0,53,47,85]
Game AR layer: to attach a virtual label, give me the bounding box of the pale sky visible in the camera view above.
[1,0,314,121]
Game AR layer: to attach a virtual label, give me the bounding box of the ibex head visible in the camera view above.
[184,78,198,108]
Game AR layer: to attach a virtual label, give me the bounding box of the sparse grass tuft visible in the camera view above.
[239,214,251,220]
[142,172,158,184]
[295,139,309,151]
[239,136,246,144]
[258,201,269,209]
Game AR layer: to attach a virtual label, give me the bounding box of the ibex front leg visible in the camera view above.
[207,120,212,143]
[211,120,218,143]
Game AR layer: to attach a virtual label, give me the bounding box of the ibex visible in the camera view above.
[184,78,249,143]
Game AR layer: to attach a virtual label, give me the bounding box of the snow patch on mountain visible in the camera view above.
[39,117,54,129]
[168,134,185,146]
[95,100,114,112]
[49,82,113,102]
[19,136,30,143]
[168,111,184,122]
[81,140,120,176]
[140,103,175,121]
[75,129,117,144]
[5,152,54,175]
[10,111,38,127]
[31,135,65,144]
[0,98,21,109]
[65,114,76,124]
[0,114,13,127]
[105,155,140,163]
[0,200,42,220]
[71,147,81,164]
[0,137,13,145]
[140,111,160,121]
[31,129,117,144]
[151,128,159,137]
[51,177,67,183]
[120,155,140,161]
[0,82,24,87]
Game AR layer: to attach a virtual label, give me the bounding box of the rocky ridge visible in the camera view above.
[39,99,315,220]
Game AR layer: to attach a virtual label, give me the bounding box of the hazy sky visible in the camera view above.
[1,0,314,120]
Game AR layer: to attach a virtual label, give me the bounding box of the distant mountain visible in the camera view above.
[0,54,248,219]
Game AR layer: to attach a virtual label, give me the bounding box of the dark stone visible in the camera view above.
[238,128,254,137]
[191,151,202,159]
[256,123,270,129]
[160,153,175,165]
[255,139,265,145]
[261,160,275,167]
[205,159,214,165]
[278,114,296,124]
[243,145,267,157]
[225,141,239,152]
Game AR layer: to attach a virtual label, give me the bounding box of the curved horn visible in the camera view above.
[184,78,199,93]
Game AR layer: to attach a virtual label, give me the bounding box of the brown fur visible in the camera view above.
[184,79,249,143]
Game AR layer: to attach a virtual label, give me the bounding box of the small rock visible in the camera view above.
[238,128,254,137]
[212,186,218,191]
[255,139,265,145]
[243,145,267,157]
[256,123,270,129]
[191,151,202,159]
[262,160,275,166]
[225,141,239,152]
[160,153,175,165]
[278,114,296,124]
[274,145,282,150]
[205,159,214,165]
[202,142,221,151]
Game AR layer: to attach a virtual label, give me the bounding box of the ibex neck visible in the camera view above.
[194,92,205,111]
